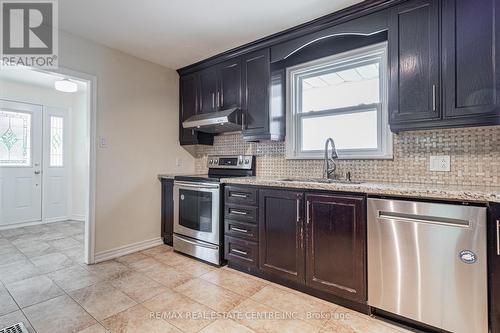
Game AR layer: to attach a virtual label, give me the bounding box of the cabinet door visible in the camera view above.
[259,189,305,284]
[179,74,198,144]
[489,203,500,333]
[161,179,174,245]
[242,49,270,138]
[199,67,218,113]
[388,0,441,124]
[218,59,241,110]
[443,0,500,120]
[305,194,366,302]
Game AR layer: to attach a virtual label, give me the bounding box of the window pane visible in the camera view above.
[301,63,380,112]
[301,110,378,151]
[0,110,31,166]
[50,116,63,167]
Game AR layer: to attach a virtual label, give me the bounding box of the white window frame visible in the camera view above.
[285,42,392,160]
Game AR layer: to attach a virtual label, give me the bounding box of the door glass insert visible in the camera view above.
[0,110,31,166]
[178,189,212,232]
[49,116,64,167]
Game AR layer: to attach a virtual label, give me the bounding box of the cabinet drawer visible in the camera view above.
[224,236,258,268]
[225,219,258,241]
[225,186,257,206]
[225,204,258,223]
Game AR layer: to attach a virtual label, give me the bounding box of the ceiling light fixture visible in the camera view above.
[54,78,78,93]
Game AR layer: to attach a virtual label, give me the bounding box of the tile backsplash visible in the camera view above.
[192,126,500,187]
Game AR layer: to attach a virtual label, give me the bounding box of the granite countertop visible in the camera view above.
[221,177,500,203]
[158,174,176,180]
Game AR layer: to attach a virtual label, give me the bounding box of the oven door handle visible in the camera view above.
[174,181,220,190]
[173,234,219,250]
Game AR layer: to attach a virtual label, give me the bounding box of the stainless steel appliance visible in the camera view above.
[173,155,255,265]
[182,108,241,133]
[368,198,488,333]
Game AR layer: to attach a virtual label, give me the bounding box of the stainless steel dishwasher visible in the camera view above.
[367,198,488,333]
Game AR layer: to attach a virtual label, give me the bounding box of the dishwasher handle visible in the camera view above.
[378,211,470,228]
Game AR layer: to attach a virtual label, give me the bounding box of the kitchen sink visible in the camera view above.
[277,177,364,185]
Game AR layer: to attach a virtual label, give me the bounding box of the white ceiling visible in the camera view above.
[59,0,363,70]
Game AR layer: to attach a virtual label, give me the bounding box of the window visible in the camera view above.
[286,43,392,159]
[49,116,64,167]
[0,110,32,166]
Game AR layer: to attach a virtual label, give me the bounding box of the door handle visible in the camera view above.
[241,113,245,130]
[497,220,500,256]
[212,93,215,108]
[34,170,41,175]
[306,200,311,225]
[217,91,220,108]
[296,198,301,223]
[432,84,437,111]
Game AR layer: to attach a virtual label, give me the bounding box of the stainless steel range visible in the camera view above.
[173,155,255,265]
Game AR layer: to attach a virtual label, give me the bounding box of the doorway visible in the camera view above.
[0,66,96,264]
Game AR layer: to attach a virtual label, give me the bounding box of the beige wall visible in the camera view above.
[57,31,194,253]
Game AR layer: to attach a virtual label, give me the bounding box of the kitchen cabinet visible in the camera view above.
[389,0,500,131]
[241,49,285,141]
[388,0,441,126]
[442,0,500,121]
[489,203,500,333]
[259,189,305,284]
[305,194,367,302]
[199,59,241,114]
[218,59,241,110]
[160,178,174,245]
[179,73,214,145]
[198,67,218,114]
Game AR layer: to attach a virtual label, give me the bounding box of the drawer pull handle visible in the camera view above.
[231,227,248,233]
[231,193,249,198]
[232,249,248,256]
[231,210,248,215]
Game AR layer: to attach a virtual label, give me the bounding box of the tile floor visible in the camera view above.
[0,221,412,333]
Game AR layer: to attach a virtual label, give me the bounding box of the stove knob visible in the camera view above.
[245,159,250,164]
[209,159,213,164]
[214,159,218,164]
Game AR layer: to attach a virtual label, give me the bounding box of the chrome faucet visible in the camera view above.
[323,138,338,179]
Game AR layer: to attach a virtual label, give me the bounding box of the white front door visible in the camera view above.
[0,99,43,226]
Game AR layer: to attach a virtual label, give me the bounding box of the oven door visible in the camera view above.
[173,181,220,245]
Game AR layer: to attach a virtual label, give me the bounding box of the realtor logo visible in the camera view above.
[1,0,58,68]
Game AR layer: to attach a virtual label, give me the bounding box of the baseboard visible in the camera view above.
[43,216,70,224]
[94,237,163,263]
[71,214,86,221]
[0,217,69,230]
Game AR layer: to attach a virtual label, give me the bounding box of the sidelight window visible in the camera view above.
[49,116,64,167]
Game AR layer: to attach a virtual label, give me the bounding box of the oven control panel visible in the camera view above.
[207,155,254,170]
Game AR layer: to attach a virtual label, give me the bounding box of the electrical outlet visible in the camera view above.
[99,136,108,149]
[175,158,182,167]
[430,155,451,172]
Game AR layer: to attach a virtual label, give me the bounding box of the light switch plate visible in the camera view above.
[99,136,108,149]
[430,155,451,172]
[176,158,182,167]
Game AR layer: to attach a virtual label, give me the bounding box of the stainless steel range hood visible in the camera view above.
[182,108,241,134]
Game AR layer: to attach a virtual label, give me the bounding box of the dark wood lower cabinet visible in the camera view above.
[305,194,367,302]
[160,178,174,245]
[489,203,500,333]
[259,189,305,284]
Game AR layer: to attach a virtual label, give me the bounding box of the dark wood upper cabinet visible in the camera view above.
[442,0,500,120]
[259,189,305,284]
[305,194,367,302]
[241,49,285,142]
[179,74,198,145]
[199,67,218,114]
[217,59,241,110]
[489,203,500,333]
[388,0,441,125]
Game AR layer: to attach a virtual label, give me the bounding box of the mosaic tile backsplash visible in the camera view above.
[192,126,500,187]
